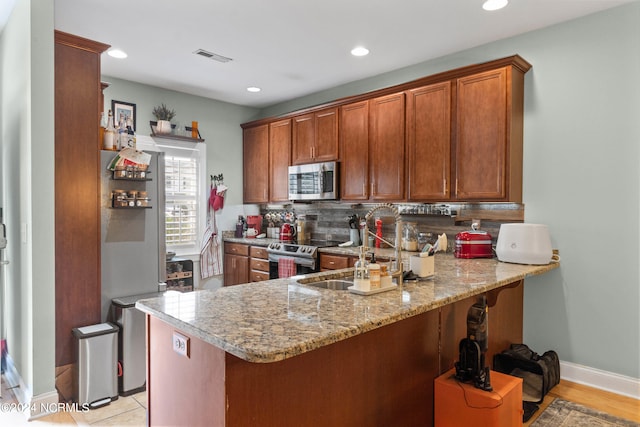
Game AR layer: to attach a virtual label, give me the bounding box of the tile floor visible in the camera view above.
[1,375,146,426]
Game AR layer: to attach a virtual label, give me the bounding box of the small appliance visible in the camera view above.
[455,296,492,391]
[288,161,338,201]
[246,215,263,237]
[280,223,296,242]
[454,225,493,259]
[496,223,553,265]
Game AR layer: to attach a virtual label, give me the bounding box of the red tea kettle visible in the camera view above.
[280,222,296,242]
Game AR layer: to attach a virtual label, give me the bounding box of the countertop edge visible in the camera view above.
[136,260,559,363]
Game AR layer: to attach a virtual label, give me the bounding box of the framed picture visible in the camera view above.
[111,100,136,131]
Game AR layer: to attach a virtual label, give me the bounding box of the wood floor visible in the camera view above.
[524,380,640,426]
[3,375,638,425]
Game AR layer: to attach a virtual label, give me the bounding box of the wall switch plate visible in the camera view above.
[172,332,190,358]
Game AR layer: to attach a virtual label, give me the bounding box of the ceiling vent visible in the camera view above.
[193,49,233,63]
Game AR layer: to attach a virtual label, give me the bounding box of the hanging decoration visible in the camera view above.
[200,173,225,279]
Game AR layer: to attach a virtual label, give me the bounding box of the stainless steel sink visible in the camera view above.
[303,279,353,290]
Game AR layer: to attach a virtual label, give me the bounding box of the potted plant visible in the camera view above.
[152,103,176,134]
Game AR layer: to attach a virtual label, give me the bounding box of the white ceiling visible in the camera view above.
[10,1,637,108]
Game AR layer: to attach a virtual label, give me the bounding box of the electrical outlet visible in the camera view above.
[172,332,190,358]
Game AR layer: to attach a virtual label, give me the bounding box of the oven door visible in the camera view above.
[268,254,317,279]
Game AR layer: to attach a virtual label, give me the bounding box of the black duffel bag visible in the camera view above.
[493,343,560,404]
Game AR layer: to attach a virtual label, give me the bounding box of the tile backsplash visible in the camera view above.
[258,202,524,251]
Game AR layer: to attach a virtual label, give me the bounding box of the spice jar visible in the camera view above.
[135,191,149,207]
[113,166,127,179]
[112,190,127,207]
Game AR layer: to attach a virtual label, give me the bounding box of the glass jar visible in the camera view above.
[418,232,433,252]
[402,222,418,251]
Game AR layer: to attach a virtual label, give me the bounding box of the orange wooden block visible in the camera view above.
[435,369,523,426]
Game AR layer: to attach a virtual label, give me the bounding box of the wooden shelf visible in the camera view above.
[150,121,204,142]
[151,132,204,143]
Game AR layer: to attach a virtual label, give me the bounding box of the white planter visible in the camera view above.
[156,120,172,134]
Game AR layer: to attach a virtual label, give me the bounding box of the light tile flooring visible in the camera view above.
[1,375,146,426]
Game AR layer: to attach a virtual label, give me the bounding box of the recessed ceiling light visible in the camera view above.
[482,0,508,11]
[351,46,370,57]
[247,87,261,93]
[107,49,128,59]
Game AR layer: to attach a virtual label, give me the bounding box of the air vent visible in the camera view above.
[193,49,233,63]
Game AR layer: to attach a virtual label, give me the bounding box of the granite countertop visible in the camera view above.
[137,253,559,364]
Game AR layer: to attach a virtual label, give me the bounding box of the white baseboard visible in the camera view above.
[3,354,61,420]
[560,360,640,399]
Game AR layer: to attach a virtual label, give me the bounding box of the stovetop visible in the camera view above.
[266,239,342,258]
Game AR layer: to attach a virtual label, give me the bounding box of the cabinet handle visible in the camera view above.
[363,183,366,196]
[443,178,447,195]
[329,261,335,265]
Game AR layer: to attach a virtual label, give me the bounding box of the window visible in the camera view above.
[136,135,207,256]
[165,156,198,247]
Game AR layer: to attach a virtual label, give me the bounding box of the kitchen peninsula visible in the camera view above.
[136,253,558,426]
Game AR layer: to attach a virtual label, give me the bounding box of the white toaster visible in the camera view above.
[496,223,553,265]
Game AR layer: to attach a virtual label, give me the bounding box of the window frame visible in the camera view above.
[136,135,207,257]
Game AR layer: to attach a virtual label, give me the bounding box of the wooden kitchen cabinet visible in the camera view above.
[269,119,291,202]
[319,253,352,271]
[406,81,452,201]
[55,31,109,367]
[453,66,524,202]
[241,55,530,204]
[243,124,269,203]
[249,246,270,282]
[369,92,406,201]
[224,243,249,286]
[339,100,370,200]
[292,107,338,165]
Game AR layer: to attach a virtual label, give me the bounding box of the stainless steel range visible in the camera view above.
[266,242,319,278]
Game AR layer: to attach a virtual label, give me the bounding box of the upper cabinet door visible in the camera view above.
[339,100,369,201]
[454,68,508,200]
[313,108,339,162]
[243,124,269,203]
[369,92,406,201]
[269,119,292,203]
[406,81,452,201]
[292,107,338,164]
[292,113,315,164]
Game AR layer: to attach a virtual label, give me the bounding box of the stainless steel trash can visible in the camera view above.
[111,292,163,396]
[72,323,119,409]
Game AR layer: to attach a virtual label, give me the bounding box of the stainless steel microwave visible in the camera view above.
[288,161,338,201]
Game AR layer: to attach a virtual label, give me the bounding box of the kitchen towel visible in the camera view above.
[278,256,296,278]
[201,183,223,279]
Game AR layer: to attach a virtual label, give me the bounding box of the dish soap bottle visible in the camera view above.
[368,253,381,290]
[353,246,370,291]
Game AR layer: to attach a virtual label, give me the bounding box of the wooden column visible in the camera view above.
[54,31,109,367]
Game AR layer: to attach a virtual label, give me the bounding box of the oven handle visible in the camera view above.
[268,253,316,269]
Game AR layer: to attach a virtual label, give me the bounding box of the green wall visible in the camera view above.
[101,77,259,231]
[259,3,640,379]
[0,0,56,400]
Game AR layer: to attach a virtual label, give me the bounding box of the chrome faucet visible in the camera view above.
[362,203,403,287]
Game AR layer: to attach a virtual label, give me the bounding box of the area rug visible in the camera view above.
[531,398,639,426]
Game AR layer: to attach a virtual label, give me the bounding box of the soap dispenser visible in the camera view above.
[353,247,370,291]
[368,253,381,290]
